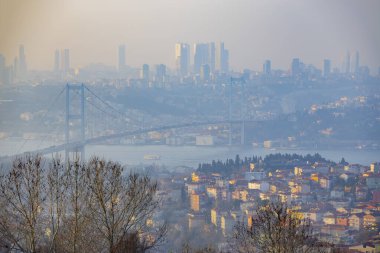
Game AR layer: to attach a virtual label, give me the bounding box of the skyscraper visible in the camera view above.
[0,54,5,85]
[0,55,13,85]
[141,64,149,81]
[155,64,166,84]
[216,42,229,73]
[61,49,70,74]
[263,60,271,75]
[54,50,60,72]
[354,51,360,74]
[194,43,210,74]
[200,64,210,81]
[291,58,300,76]
[345,51,351,74]
[209,42,215,73]
[13,57,18,79]
[175,43,190,76]
[18,45,27,79]
[118,45,126,71]
[323,59,331,77]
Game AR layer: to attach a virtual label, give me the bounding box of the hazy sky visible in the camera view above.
[0,0,379,72]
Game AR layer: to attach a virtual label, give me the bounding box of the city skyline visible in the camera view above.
[0,43,376,76]
[0,0,379,72]
[1,1,380,251]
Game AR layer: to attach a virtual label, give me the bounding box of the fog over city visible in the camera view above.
[1,0,380,252]
[1,0,380,71]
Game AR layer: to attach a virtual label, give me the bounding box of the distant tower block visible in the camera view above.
[61,49,70,75]
[323,59,331,77]
[263,60,271,75]
[175,43,190,76]
[65,83,85,160]
[345,51,351,74]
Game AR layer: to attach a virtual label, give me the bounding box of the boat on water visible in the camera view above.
[143,154,161,160]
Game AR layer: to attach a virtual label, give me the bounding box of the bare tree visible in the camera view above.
[0,155,166,253]
[57,156,100,253]
[233,202,332,253]
[0,154,45,253]
[45,156,67,253]
[85,156,166,253]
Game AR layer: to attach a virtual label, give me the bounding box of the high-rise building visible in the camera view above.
[323,59,331,77]
[13,57,18,79]
[54,50,60,72]
[291,58,301,76]
[61,49,70,74]
[263,60,271,75]
[354,51,360,74]
[175,43,190,76]
[18,45,27,79]
[0,54,5,85]
[200,64,210,81]
[141,64,149,81]
[216,42,229,73]
[345,51,351,74]
[118,44,126,71]
[0,55,13,85]
[4,66,13,85]
[155,64,166,84]
[194,43,210,74]
[209,42,215,73]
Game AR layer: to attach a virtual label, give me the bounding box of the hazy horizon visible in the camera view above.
[1,0,379,72]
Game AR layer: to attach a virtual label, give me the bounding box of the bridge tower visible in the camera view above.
[240,78,246,146]
[229,77,246,146]
[65,83,85,160]
[229,79,233,146]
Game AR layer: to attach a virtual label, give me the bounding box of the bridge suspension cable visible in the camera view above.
[84,85,127,119]
[17,86,66,153]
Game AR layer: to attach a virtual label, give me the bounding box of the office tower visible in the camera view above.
[216,42,229,73]
[354,51,359,74]
[263,60,271,75]
[13,57,19,79]
[175,43,190,76]
[18,45,27,79]
[345,51,350,74]
[4,66,13,85]
[155,64,166,84]
[194,43,210,74]
[61,49,70,74]
[54,50,60,72]
[0,55,13,85]
[323,59,331,77]
[141,64,149,81]
[118,44,126,71]
[209,42,215,73]
[200,64,210,81]
[291,58,300,76]
[0,54,5,84]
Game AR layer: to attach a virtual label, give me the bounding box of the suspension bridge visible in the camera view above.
[2,79,254,160]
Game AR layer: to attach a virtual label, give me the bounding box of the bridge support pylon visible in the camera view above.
[65,83,86,161]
